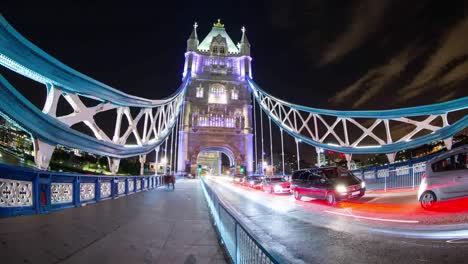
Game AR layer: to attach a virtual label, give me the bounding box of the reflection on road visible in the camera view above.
[203,175,468,263]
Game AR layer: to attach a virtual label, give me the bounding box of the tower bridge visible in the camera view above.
[0,16,468,263]
[1,16,465,176]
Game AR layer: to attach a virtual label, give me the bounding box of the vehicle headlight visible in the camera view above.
[335,184,347,193]
[274,185,281,192]
[361,181,366,188]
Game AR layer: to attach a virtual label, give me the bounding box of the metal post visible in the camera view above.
[280,128,285,176]
[269,117,273,175]
[155,147,159,176]
[295,139,300,170]
[174,115,179,174]
[252,93,258,174]
[384,173,387,192]
[164,137,168,174]
[169,126,174,174]
[260,105,265,175]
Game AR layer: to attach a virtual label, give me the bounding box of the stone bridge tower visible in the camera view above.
[177,20,253,175]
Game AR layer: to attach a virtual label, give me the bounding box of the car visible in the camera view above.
[291,166,365,205]
[242,175,263,189]
[232,174,244,184]
[261,177,291,193]
[418,145,468,209]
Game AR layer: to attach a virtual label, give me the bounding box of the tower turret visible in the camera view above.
[239,26,250,56]
[187,22,199,51]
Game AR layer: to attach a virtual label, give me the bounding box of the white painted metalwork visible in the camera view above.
[249,79,467,161]
[128,180,135,192]
[0,179,33,207]
[252,92,258,173]
[51,183,73,204]
[269,117,273,169]
[80,183,95,201]
[100,182,112,198]
[260,104,265,174]
[136,179,141,191]
[117,181,125,195]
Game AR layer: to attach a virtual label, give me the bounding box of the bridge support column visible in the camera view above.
[33,139,55,170]
[386,153,396,164]
[315,147,322,167]
[443,137,453,150]
[139,155,146,175]
[108,158,120,175]
[345,154,352,170]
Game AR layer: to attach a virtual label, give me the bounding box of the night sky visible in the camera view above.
[2,1,468,163]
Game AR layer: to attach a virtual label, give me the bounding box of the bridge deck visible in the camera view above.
[0,179,226,264]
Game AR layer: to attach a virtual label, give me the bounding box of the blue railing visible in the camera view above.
[200,177,281,264]
[351,153,440,191]
[0,163,164,217]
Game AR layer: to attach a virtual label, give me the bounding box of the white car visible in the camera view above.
[418,145,468,209]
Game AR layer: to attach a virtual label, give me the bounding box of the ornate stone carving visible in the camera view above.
[51,183,73,204]
[0,179,33,207]
[80,183,95,202]
[100,182,111,198]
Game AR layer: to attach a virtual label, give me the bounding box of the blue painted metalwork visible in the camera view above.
[200,177,281,263]
[0,75,189,158]
[0,16,183,107]
[248,78,468,118]
[0,163,163,217]
[247,77,468,154]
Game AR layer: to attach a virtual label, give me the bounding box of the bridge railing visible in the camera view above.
[0,163,163,217]
[200,177,280,264]
[351,154,439,191]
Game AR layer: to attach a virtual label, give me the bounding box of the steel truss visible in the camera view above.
[247,78,468,166]
[0,16,188,172]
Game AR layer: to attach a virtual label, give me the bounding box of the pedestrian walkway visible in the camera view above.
[0,179,227,264]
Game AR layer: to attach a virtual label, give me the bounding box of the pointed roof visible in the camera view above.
[240,26,249,44]
[189,22,198,40]
[198,19,240,54]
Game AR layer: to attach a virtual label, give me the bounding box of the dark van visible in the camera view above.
[291,167,365,205]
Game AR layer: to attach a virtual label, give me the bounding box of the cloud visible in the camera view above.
[329,44,419,108]
[398,17,468,100]
[320,0,389,65]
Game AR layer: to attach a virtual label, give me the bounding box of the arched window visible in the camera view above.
[208,84,227,104]
[231,88,239,100]
[196,86,204,98]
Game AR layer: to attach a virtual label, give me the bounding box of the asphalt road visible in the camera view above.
[205,176,468,264]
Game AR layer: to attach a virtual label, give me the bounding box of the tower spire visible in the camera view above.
[187,21,199,51]
[239,26,250,55]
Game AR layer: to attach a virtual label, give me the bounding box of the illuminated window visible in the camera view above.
[208,84,227,104]
[197,114,237,128]
[231,89,239,100]
[196,86,204,98]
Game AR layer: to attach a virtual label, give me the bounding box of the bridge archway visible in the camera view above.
[196,146,236,176]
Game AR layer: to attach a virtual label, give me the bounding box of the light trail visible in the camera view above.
[324,210,420,224]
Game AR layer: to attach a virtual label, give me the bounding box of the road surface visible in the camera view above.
[204,176,468,264]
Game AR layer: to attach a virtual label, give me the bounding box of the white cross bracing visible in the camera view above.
[252,85,467,162]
